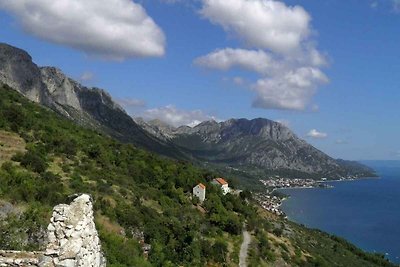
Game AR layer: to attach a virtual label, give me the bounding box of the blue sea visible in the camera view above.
[279,161,400,264]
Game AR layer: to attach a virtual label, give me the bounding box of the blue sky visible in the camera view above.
[0,0,399,160]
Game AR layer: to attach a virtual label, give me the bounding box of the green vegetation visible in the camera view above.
[0,85,395,267]
[0,85,248,266]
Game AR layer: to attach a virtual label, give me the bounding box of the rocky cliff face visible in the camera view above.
[0,44,48,104]
[0,194,106,267]
[0,43,185,159]
[0,43,374,180]
[139,118,375,179]
[40,67,82,111]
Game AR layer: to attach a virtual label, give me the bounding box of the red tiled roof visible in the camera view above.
[198,183,206,189]
[215,178,228,185]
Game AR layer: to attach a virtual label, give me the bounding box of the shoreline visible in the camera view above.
[260,176,381,219]
[273,175,399,264]
[277,176,380,206]
[319,176,381,183]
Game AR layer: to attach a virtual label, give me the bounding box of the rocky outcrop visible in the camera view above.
[0,195,106,267]
[40,67,82,111]
[0,44,46,104]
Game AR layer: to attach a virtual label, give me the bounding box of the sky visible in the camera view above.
[0,0,399,160]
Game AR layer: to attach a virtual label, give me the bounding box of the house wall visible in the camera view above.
[193,186,206,202]
[221,184,230,195]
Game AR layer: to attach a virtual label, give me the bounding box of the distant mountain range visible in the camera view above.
[0,43,376,183]
[136,118,376,180]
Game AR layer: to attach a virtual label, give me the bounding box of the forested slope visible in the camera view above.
[0,85,394,267]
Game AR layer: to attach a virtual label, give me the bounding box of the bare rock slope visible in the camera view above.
[0,43,185,158]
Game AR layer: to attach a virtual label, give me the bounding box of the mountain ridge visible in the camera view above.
[0,43,376,183]
[0,43,189,159]
[137,117,376,180]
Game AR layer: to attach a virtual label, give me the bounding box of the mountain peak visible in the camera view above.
[0,43,46,103]
[0,43,32,61]
[0,43,188,159]
[196,119,219,127]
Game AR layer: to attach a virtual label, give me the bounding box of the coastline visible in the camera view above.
[275,173,400,264]
[258,176,381,219]
[277,176,380,211]
[319,176,381,183]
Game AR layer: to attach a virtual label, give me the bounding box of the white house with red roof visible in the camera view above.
[193,183,206,202]
[211,178,230,195]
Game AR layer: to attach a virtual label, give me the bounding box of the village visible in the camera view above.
[255,177,333,216]
[192,176,333,217]
[259,177,319,189]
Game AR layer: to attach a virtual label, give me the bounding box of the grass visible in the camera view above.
[0,130,26,164]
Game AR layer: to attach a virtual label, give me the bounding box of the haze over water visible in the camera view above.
[280,161,400,264]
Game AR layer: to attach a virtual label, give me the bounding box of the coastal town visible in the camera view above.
[259,177,319,189]
[255,177,333,217]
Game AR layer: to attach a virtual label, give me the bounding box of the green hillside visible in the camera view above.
[0,84,395,267]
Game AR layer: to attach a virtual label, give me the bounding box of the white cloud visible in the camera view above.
[142,105,219,127]
[195,47,328,110]
[253,67,328,110]
[306,129,328,139]
[197,0,328,111]
[195,48,277,74]
[117,97,147,110]
[0,0,166,60]
[200,0,311,54]
[79,71,95,82]
[275,119,290,127]
[117,97,147,117]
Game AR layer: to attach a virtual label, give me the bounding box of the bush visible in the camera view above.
[19,150,48,173]
[210,240,228,263]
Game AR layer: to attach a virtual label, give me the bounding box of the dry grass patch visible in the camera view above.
[0,130,26,164]
[141,199,163,214]
[96,214,124,236]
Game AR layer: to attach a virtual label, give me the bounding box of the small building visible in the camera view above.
[193,183,206,202]
[211,178,230,195]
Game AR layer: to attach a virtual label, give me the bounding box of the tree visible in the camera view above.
[211,240,228,263]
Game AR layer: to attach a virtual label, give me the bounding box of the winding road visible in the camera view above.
[239,229,251,267]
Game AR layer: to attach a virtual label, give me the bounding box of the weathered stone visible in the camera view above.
[0,194,106,267]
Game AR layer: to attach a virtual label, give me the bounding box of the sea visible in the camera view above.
[279,161,400,264]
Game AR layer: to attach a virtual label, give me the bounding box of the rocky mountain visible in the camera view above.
[0,43,375,182]
[0,43,186,158]
[137,118,376,179]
